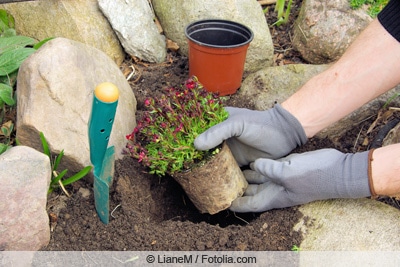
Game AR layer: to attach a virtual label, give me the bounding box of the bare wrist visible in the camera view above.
[370,144,400,196]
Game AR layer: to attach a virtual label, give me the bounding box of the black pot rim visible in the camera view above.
[185,19,254,48]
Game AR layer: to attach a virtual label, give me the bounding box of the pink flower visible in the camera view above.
[126,133,133,140]
[138,151,146,163]
[185,78,196,89]
[173,123,184,134]
[152,134,160,142]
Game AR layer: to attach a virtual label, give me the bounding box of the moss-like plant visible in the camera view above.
[126,76,228,176]
[350,0,388,17]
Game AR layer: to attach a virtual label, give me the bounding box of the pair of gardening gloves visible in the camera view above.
[194,104,373,213]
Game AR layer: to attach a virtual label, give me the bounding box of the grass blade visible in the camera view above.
[39,132,50,158]
[50,169,68,186]
[53,149,64,172]
[61,166,92,186]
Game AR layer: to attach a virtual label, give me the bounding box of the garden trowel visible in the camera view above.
[88,82,119,224]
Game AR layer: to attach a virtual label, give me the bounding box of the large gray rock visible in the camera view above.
[292,0,372,64]
[295,198,400,250]
[152,0,274,73]
[0,0,125,65]
[0,146,51,250]
[98,0,166,63]
[238,64,329,109]
[16,37,137,178]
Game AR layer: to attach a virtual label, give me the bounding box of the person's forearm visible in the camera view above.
[282,19,400,138]
[371,143,400,196]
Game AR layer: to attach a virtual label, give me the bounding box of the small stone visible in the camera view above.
[78,187,91,199]
[262,223,268,230]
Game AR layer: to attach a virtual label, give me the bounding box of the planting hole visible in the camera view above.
[159,176,260,227]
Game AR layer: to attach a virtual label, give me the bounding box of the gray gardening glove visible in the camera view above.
[230,149,373,213]
[194,104,307,166]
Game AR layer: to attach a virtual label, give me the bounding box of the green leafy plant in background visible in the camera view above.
[0,9,15,37]
[272,0,293,26]
[0,119,13,154]
[40,132,92,195]
[349,0,388,17]
[0,9,52,155]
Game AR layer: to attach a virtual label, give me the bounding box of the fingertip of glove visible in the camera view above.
[193,137,208,151]
[252,157,272,168]
[251,158,279,178]
[228,199,245,213]
[229,196,264,213]
[194,129,226,151]
[194,136,217,151]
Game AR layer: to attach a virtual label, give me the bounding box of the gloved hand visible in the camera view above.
[194,104,307,166]
[229,149,374,213]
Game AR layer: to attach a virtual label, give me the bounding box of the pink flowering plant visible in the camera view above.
[126,76,228,176]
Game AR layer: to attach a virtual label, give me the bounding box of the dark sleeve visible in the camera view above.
[378,0,400,42]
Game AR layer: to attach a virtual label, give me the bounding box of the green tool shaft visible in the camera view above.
[88,95,118,174]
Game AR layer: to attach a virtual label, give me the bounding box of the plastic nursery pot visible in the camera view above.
[171,142,248,215]
[185,19,254,96]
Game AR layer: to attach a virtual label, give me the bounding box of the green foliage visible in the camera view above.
[126,76,229,176]
[40,132,92,195]
[0,9,52,155]
[0,9,15,37]
[291,245,301,252]
[33,37,54,50]
[0,30,36,109]
[0,119,13,153]
[272,0,293,26]
[0,83,14,105]
[349,0,388,17]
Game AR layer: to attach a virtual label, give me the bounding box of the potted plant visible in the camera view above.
[126,76,247,214]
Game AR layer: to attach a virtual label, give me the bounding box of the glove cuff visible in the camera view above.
[274,103,308,147]
[368,149,378,198]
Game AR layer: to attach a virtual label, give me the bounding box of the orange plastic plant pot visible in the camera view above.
[185,19,253,96]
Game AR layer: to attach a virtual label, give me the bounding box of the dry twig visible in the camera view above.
[56,176,71,197]
[258,0,277,5]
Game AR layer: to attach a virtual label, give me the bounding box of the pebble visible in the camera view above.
[78,188,91,198]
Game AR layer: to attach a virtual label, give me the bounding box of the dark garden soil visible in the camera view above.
[42,1,399,251]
